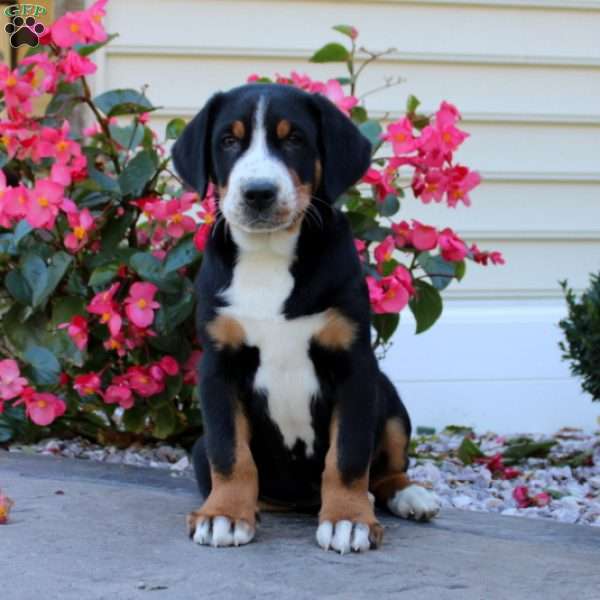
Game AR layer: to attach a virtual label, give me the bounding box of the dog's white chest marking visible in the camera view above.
[220,228,325,453]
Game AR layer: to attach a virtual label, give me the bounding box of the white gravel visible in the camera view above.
[6,427,600,527]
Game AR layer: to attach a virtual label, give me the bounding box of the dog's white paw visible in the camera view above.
[387,484,440,521]
[191,516,255,547]
[316,520,381,554]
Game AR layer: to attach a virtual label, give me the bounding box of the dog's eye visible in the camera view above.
[284,131,303,146]
[221,134,240,149]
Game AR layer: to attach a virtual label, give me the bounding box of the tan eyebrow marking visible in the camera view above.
[276,119,291,139]
[232,120,245,139]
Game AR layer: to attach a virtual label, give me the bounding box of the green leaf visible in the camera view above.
[122,404,147,433]
[350,105,368,124]
[51,296,86,329]
[332,24,356,38]
[358,120,383,147]
[411,114,430,131]
[76,32,119,56]
[118,151,156,197]
[310,42,350,63]
[457,437,485,465]
[24,345,61,385]
[155,286,195,334]
[45,80,84,119]
[166,117,186,140]
[162,236,200,273]
[5,270,32,305]
[13,220,33,246]
[151,402,177,439]
[378,194,400,217]
[406,94,420,114]
[22,253,49,308]
[409,280,443,334]
[0,424,13,442]
[372,313,400,343]
[38,252,73,307]
[0,149,8,169]
[93,88,154,117]
[455,259,466,282]
[417,253,456,291]
[109,123,144,150]
[89,263,119,288]
[503,440,556,462]
[101,210,134,251]
[77,191,114,209]
[87,163,120,194]
[129,252,180,293]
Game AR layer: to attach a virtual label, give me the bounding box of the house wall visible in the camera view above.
[92,0,600,433]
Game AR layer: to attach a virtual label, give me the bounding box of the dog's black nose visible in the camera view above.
[243,180,277,211]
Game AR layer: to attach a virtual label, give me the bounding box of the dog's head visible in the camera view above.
[172,84,371,233]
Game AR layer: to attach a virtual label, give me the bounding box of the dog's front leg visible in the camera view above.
[316,359,384,554]
[188,353,258,547]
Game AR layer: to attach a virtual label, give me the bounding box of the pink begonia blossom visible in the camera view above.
[58,315,89,350]
[445,165,481,208]
[391,221,413,248]
[104,384,134,409]
[64,208,95,252]
[125,282,160,328]
[59,50,97,83]
[119,366,163,398]
[362,167,396,202]
[0,171,13,228]
[17,389,66,426]
[87,282,122,336]
[183,350,203,385]
[470,244,505,266]
[37,121,82,165]
[374,236,395,266]
[322,79,358,115]
[438,228,468,262]
[165,194,197,238]
[0,65,33,116]
[159,356,180,376]
[26,179,66,229]
[21,53,58,94]
[412,169,449,204]
[0,360,28,401]
[411,220,438,251]
[382,117,420,156]
[367,266,414,314]
[73,373,102,397]
[3,185,29,220]
[194,190,217,252]
[51,0,108,48]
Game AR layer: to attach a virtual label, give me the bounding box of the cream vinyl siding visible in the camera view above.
[91,0,600,432]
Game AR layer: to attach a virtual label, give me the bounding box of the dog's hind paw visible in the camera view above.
[188,514,255,547]
[387,484,440,521]
[316,520,383,554]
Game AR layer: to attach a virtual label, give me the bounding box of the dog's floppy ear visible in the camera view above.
[312,94,372,202]
[171,93,223,197]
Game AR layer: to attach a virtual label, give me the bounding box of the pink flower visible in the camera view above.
[446,166,481,208]
[0,65,33,116]
[362,167,396,202]
[383,118,420,156]
[438,228,468,262]
[411,221,438,251]
[3,185,29,220]
[125,282,160,328]
[0,359,28,401]
[51,11,93,47]
[26,179,65,229]
[58,315,89,350]
[73,373,102,397]
[104,384,134,409]
[183,350,203,385]
[87,282,122,336]
[435,101,461,127]
[20,390,66,426]
[391,221,413,247]
[194,191,216,251]
[37,121,82,165]
[124,366,164,398]
[366,266,414,314]
[0,171,13,228]
[21,53,58,94]
[165,194,197,238]
[159,356,180,376]
[59,51,97,83]
[86,0,108,43]
[513,486,530,509]
[138,112,150,125]
[374,236,395,267]
[470,244,505,266]
[321,80,358,115]
[64,209,95,252]
[413,169,449,204]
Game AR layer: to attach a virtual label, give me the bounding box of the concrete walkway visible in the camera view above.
[1,453,599,600]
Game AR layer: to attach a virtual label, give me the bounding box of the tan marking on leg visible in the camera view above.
[370,418,414,504]
[187,411,258,535]
[276,119,291,139]
[286,168,313,233]
[206,315,246,350]
[314,309,357,350]
[232,120,245,139]
[319,416,384,547]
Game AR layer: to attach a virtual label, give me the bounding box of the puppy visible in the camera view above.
[172,83,440,553]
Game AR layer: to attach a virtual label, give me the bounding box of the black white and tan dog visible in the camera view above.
[172,83,440,553]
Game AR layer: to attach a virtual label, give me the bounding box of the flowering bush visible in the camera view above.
[0,7,502,443]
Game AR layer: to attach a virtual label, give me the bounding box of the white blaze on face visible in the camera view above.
[220,97,298,231]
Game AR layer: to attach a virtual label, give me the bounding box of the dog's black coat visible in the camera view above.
[172,84,411,509]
